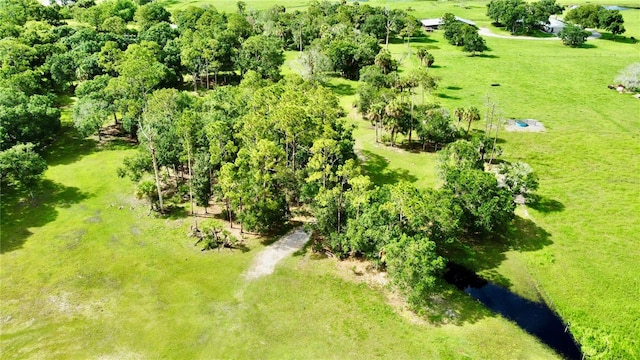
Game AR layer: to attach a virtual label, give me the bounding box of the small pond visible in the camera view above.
[444,264,582,360]
[603,5,630,10]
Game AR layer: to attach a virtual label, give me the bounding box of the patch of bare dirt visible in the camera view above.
[332,258,430,325]
[244,228,310,280]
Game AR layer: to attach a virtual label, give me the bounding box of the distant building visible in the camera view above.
[420,17,477,31]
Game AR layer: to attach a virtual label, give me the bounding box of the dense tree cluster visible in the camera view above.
[0,0,66,194]
[441,13,486,56]
[115,74,354,235]
[565,5,626,37]
[1,0,426,150]
[486,0,564,34]
[310,132,532,303]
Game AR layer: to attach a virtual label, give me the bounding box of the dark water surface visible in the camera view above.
[444,264,582,360]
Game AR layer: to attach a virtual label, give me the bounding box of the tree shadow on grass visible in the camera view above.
[474,53,499,58]
[259,220,304,246]
[528,196,565,213]
[599,33,638,44]
[409,36,438,44]
[45,128,98,167]
[325,82,356,96]
[427,215,554,325]
[0,180,91,253]
[359,150,417,185]
[436,92,461,100]
[389,36,437,45]
[443,216,553,291]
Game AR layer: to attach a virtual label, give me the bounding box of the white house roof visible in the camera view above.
[421,18,444,27]
[420,16,477,28]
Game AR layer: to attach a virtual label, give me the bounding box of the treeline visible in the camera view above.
[486,0,564,34]
[0,0,422,194]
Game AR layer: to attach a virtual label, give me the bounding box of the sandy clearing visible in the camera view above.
[244,228,310,280]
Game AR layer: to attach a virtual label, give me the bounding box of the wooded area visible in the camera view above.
[0,0,544,306]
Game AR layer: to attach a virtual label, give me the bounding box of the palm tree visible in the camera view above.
[416,48,428,66]
[368,102,386,143]
[464,106,481,138]
[384,100,409,146]
[454,107,465,129]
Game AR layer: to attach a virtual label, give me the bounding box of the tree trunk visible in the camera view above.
[239,199,243,234]
[292,137,296,171]
[193,71,198,92]
[489,123,500,164]
[150,143,164,212]
[299,29,303,52]
[409,92,414,143]
[206,65,210,90]
[187,144,194,215]
[337,182,343,234]
[226,198,233,228]
[113,112,118,125]
[386,23,391,49]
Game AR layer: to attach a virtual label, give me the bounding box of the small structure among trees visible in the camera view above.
[565,5,626,39]
[441,13,487,56]
[486,0,564,34]
[420,16,477,31]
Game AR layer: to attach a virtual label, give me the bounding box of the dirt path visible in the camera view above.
[479,27,560,40]
[244,228,310,280]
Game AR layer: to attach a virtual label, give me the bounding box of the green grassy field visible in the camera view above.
[2,1,639,358]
